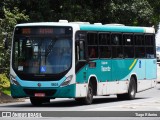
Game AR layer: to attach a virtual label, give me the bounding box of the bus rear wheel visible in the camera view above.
[30,97,50,106]
[127,77,136,100]
[117,77,136,100]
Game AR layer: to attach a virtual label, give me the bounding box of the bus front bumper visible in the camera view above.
[10,83,76,98]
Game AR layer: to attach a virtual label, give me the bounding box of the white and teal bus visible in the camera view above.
[10,20,157,105]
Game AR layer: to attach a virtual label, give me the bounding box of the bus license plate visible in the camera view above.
[35,93,45,97]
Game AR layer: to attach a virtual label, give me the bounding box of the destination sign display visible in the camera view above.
[15,26,72,35]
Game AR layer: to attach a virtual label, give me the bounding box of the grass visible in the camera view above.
[0,73,10,95]
[2,87,11,95]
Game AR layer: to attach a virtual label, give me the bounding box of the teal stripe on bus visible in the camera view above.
[80,25,145,33]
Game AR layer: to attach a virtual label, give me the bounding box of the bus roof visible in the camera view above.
[79,24,155,33]
[15,22,155,34]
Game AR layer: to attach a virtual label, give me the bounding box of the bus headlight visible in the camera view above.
[60,75,73,87]
[10,75,20,86]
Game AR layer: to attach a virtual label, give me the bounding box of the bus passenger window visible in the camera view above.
[89,48,96,58]
[87,32,98,59]
[99,46,111,58]
[145,35,154,45]
[123,34,134,58]
[146,47,155,58]
[124,46,134,58]
[135,35,144,45]
[112,46,123,58]
[145,35,155,58]
[88,46,98,58]
[111,34,122,45]
[87,33,98,45]
[135,47,145,58]
[99,33,110,45]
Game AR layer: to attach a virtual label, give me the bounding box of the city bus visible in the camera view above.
[10,20,157,105]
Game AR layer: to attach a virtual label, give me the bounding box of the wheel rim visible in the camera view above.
[130,82,135,97]
[130,88,135,96]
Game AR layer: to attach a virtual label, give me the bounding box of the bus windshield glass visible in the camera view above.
[13,26,72,75]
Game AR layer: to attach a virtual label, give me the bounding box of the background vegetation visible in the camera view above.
[0,0,160,94]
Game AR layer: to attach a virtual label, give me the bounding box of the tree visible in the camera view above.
[147,0,160,29]
[0,7,29,70]
[95,0,154,26]
[0,6,29,92]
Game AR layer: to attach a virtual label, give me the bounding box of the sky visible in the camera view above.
[156,23,160,46]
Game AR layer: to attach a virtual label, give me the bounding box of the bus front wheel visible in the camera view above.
[75,83,93,105]
[84,83,93,104]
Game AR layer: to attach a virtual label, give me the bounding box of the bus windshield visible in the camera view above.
[12,27,72,78]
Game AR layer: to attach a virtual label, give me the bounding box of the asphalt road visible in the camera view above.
[0,64,160,119]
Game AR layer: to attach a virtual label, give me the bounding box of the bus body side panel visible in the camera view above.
[112,59,135,94]
[75,58,156,97]
[145,59,157,79]
[75,59,137,96]
[128,59,157,92]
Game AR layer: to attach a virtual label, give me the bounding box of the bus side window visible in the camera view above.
[135,34,145,58]
[99,33,111,59]
[145,35,155,58]
[87,33,98,59]
[111,33,123,58]
[123,34,134,58]
[135,47,145,58]
[99,46,111,58]
[111,34,123,45]
[88,46,98,58]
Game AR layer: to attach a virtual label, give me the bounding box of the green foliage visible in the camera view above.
[2,87,11,95]
[0,5,29,90]
[0,6,29,73]
[0,73,10,95]
[0,73,10,90]
[3,7,29,31]
[108,0,154,26]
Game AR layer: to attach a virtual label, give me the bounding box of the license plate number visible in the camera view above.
[34,93,45,97]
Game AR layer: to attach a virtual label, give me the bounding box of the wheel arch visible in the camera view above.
[88,75,98,95]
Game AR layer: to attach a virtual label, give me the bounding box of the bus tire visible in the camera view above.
[117,77,136,100]
[30,97,50,106]
[126,77,136,100]
[83,83,93,105]
[75,83,93,105]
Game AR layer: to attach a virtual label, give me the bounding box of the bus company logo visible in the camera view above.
[2,112,11,118]
[37,83,41,87]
